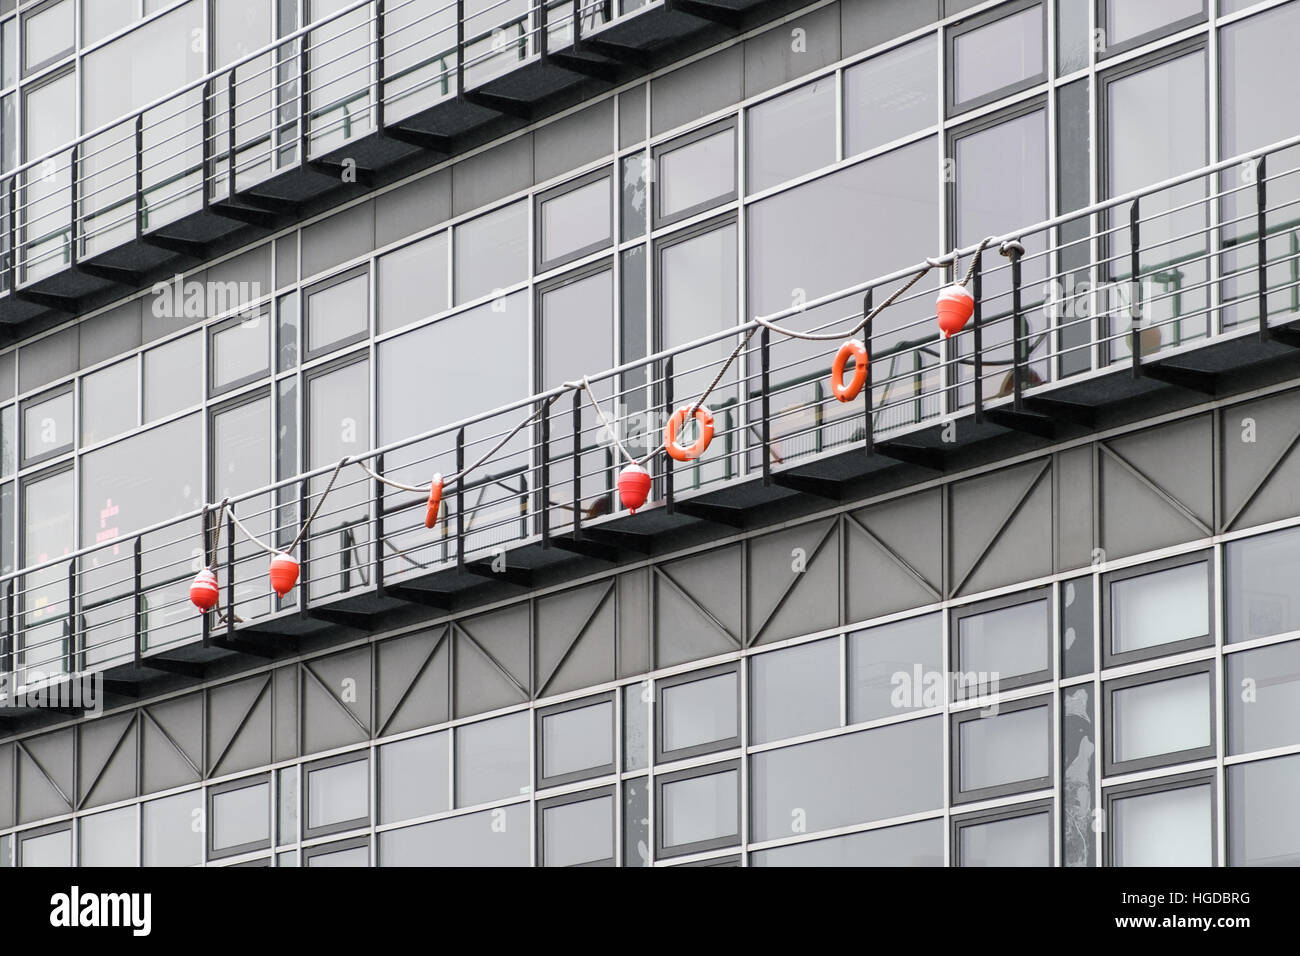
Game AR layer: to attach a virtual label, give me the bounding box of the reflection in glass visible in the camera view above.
[747,78,835,193]
[1227,641,1300,755]
[1062,686,1096,867]
[958,598,1050,689]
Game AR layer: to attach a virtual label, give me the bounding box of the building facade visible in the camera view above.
[0,0,1295,866]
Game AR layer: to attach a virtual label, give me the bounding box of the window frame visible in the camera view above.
[950,692,1054,805]
[1103,768,1217,866]
[534,165,614,273]
[536,784,617,867]
[1101,550,1214,668]
[302,350,368,475]
[950,586,1054,695]
[536,691,616,790]
[534,257,616,394]
[17,819,71,866]
[652,211,738,356]
[302,834,370,867]
[1103,659,1216,776]
[301,751,371,841]
[20,0,73,78]
[945,0,1048,116]
[651,118,738,230]
[208,309,272,397]
[301,264,371,361]
[654,759,741,860]
[206,773,273,861]
[951,797,1054,867]
[655,661,741,764]
[19,382,73,467]
[1096,0,1207,60]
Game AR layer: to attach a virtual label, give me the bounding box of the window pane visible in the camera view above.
[306,272,368,353]
[661,769,738,849]
[1111,561,1208,654]
[1227,640,1300,755]
[959,705,1050,793]
[540,269,613,390]
[80,806,136,866]
[307,758,369,831]
[278,766,297,845]
[1112,783,1212,866]
[750,638,839,744]
[23,0,72,71]
[377,232,448,333]
[81,360,136,445]
[620,154,648,242]
[658,127,735,221]
[955,108,1047,245]
[379,731,449,824]
[849,613,944,723]
[455,711,529,807]
[379,804,529,866]
[541,701,613,782]
[1106,0,1201,47]
[953,4,1044,106]
[624,778,649,867]
[212,397,270,499]
[212,316,270,391]
[1062,685,1097,867]
[82,0,137,45]
[20,828,70,867]
[750,717,943,841]
[1229,754,1300,866]
[143,790,203,866]
[144,333,202,422]
[661,224,738,405]
[661,671,737,754]
[1112,671,1211,763]
[747,78,835,193]
[959,810,1051,866]
[307,843,369,867]
[22,389,72,461]
[540,175,611,265]
[541,793,614,866]
[454,200,528,305]
[213,782,270,851]
[1061,576,1095,678]
[957,598,1050,687]
[751,819,943,867]
[623,683,649,772]
[845,35,937,155]
[1226,527,1300,644]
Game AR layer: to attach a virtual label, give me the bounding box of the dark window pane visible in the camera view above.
[1228,754,1300,866]
[746,78,835,193]
[959,809,1051,866]
[1111,782,1212,866]
[1111,561,1208,655]
[305,272,368,353]
[620,154,648,242]
[454,201,528,305]
[455,711,529,807]
[1061,575,1094,678]
[377,232,448,334]
[1227,640,1300,755]
[953,4,1044,107]
[624,684,649,772]
[845,35,937,156]
[750,638,839,744]
[276,293,299,371]
[623,777,649,867]
[1062,685,1096,867]
[1226,527,1300,644]
[751,819,943,866]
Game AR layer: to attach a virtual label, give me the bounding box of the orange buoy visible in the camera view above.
[830,339,869,402]
[665,406,715,463]
[618,463,652,513]
[424,473,444,529]
[937,284,975,338]
[269,552,299,598]
[190,569,220,613]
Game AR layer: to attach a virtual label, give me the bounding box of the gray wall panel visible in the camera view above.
[747,518,839,646]
[1220,391,1300,532]
[842,0,940,57]
[959,461,1053,596]
[77,713,137,810]
[619,85,647,149]
[273,665,299,763]
[207,675,272,778]
[302,202,376,279]
[0,743,11,830]
[535,581,615,697]
[651,45,744,136]
[1055,446,1095,572]
[534,100,614,183]
[80,300,142,369]
[303,647,372,752]
[618,567,651,679]
[376,626,450,737]
[375,169,451,248]
[142,694,202,796]
[654,544,744,668]
[452,136,534,216]
[744,2,841,98]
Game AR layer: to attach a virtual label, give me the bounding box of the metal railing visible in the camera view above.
[3,133,1300,691]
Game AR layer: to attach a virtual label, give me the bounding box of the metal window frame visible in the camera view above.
[651,117,738,230]
[206,773,273,860]
[302,349,368,473]
[535,784,616,867]
[301,264,371,361]
[535,256,616,393]
[534,165,614,273]
[945,0,1048,117]
[1101,550,1214,668]
[19,0,73,79]
[208,308,272,397]
[950,692,1054,805]
[301,750,371,840]
[1096,0,1208,60]
[1102,768,1217,866]
[535,691,616,790]
[374,228,450,335]
[654,661,741,764]
[208,385,272,498]
[17,818,70,865]
[302,833,370,867]
[18,381,73,467]
[651,211,738,355]
[950,586,1054,695]
[653,759,740,860]
[951,796,1054,866]
[1102,659,1216,776]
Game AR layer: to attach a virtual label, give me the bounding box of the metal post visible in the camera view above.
[65,558,76,676]
[226,507,236,637]
[972,257,983,424]
[68,148,78,268]
[3,579,13,678]
[6,177,16,291]
[664,355,674,515]
[227,72,237,201]
[132,537,143,667]
[760,326,771,485]
[1129,198,1141,378]
[373,452,385,595]
[1007,243,1025,411]
[298,29,311,165]
[375,0,387,130]
[1257,154,1269,342]
[298,480,311,616]
[571,389,583,538]
[861,290,874,454]
[455,428,466,571]
[539,400,551,548]
[455,0,465,98]
[134,115,145,236]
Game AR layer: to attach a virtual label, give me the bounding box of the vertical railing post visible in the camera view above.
[1006,242,1025,412]
[455,0,465,98]
[65,558,77,676]
[134,115,145,237]
[226,507,236,637]
[538,0,549,61]
[226,72,238,201]
[455,428,466,571]
[972,256,984,424]
[132,537,143,667]
[201,507,212,647]
[3,579,13,679]
[68,146,78,268]
[571,389,583,539]
[298,480,311,617]
[663,355,674,515]
[1257,154,1269,342]
[862,290,874,454]
[373,452,385,595]
[375,0,387,130]
[1129,198,1142,378]
[539,400,551,548]
[6,177,17,291]
[298,27,311,165]
[760,326,771,485]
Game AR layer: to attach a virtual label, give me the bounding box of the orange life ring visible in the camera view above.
[424,474,444,529]
[830,339,869,402]
[665,406,714,462]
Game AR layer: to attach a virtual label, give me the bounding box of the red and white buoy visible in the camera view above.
[269,552,299,598]
[617,463,652,514]
[937,284,975,338]
[190,568,220,613]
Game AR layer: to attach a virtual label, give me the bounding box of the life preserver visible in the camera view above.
[425,474,444,529]
[830,339,869,402]
[665,406,714,462]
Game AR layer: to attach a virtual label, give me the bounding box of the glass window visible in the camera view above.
[750,638,839,745]
[1,405,14,477]
[539,267,613,390]
[845,35,937,156]
[210,779,271,856]
[143,790,203,866]
[1228,754,1300,867]
[539,790,615,867]
[954,106,1048,247]
[656,764,739,858]
[19,825,71,866]
[1061,575,1095,678]
[654,123,736,226]
[379,731,449,825]
[1109,777,1213,866]
[278,766,297,845]
[22,0,72,73]
[143,333,202,423]
[304,838,369,867]
[21,387,72,464]
[1106,557,1211,664]
[305,756,369,836]
[1107,665,1213,771]
[212,396,270,500]
[750,717,943,842]
[623,683,649,772]
[953,593,1052,693]
[453,200,528,305]
[849,613,944,723]
[954,700,1052,800]
[1226,527,1300,644]
[210,314,270,393]
[956,805,1052,866]
[277,293,299,371]
[81,359,137,445]
[304,270,368,356]
[537,171,612,270]
[950,2,1045,111]
[79,806,136,866]
[377,231,448,334]
[1062,685,1097,868]
[378,803,529,866]
[658,667,739,761]
[1104,0,1203,52]
[455,711,530,807]
[746,78,835,193]
[624,777,649,868]
[81,1,204,126]
[620,153,648,242]
[1227,640,1300,756]
[750,819,943,867]
[82,0,138,45]
[538,696,614,788]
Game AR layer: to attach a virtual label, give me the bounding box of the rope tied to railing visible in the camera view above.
[225,457,348,557]
[204,498,230,570]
